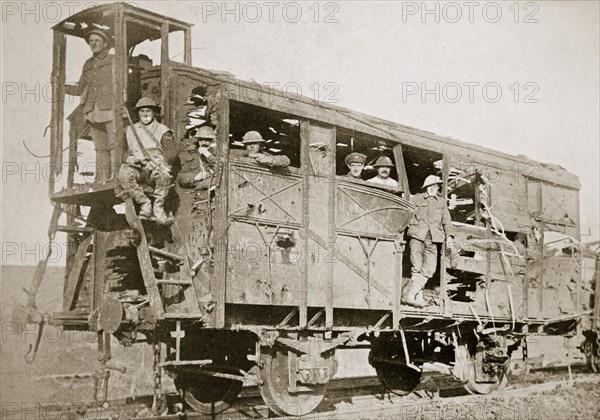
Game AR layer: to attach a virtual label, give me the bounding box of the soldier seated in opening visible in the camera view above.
[178,126,217,189]
[230,131,290,169]
[344,152,367,180]
[118,97,176,224]
[367,156,400,188]
[402,175,456,308]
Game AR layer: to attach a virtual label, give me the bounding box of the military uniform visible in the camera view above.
[178,138,216,189]
[77,50,115,182]
[118,117,174,222]
[367,176,399,188]
[230,149,290,169]
[64,28,116,183]
[407,192,455,279]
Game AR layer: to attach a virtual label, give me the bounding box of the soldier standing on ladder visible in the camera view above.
[65,28,115,183]
[118,98,177,224]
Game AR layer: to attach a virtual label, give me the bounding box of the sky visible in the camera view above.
[1,0,599,266]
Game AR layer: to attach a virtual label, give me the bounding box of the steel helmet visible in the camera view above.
[242,131,265,144]
[134,97,160,112]
[85,28,110,45]
[422,175,443,189]
[194,126,216,140]
[373,156,394,168]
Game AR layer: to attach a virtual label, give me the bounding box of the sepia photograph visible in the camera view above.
[1,1,599,418]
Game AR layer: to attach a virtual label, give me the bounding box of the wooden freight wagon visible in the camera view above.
[16,3,590,416]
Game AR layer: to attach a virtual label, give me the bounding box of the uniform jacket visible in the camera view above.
[76,51,114,114]
[407,192,455,243]
[345,172,362,180]
[230,149,290,169]
[178,140,216,189]
[367,176,399,188]
[125,120,177,165]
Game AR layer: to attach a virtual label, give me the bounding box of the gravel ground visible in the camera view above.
[323,379,600,420]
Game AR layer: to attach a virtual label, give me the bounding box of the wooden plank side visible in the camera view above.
[172,64,579,190]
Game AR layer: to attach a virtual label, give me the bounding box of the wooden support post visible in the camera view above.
[212,86,230,328]
[326,127,336,329]
[160,21,171,126]
[299,121,310,328]
[393,237,405,328]
[184,29,192,65]
[485,182,493,293]
[574,190,582,319]
[393,144,410,200]
[50,31,66,193]
[113,4,126,178]
[441,156,451,316]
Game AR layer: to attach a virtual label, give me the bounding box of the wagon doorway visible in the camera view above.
[397,145,445,292]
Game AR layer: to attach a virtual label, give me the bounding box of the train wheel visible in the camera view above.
[375,364,422,396]
[258,347,329,416]
[175,366,243,415]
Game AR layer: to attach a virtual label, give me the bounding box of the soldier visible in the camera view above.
[231,131,290,169]
[344,152,367,179]
[178,126,217,189]
[118,98,175,224]
[367,156,399,188]
[402,175,456,308]
[65,28,115,183]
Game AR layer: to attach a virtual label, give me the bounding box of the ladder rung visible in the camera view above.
[148,246,185,262]
[57,226,94,233]
[156,279,193,286]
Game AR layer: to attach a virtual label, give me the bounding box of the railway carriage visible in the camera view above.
[16,3,596,416]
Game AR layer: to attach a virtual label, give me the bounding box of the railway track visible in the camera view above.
[24,364,597,420]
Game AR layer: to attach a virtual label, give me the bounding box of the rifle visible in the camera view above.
[123,107,170,179]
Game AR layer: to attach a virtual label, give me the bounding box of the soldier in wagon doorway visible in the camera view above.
[403,175,457,308]
[177,126,217,189]
[367,156,400,188]
[65,28,115,183]
[344,152,367,179]
[231,131,291,169]
[118,98,177,224]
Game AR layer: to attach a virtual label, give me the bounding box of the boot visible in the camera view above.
[412,274,432,307]
[152,187,169,224]
[138,200,153,218]
[128,186,152,218]
[402,273,430,308]
[416,289,433,306]
[95,150,111,184]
